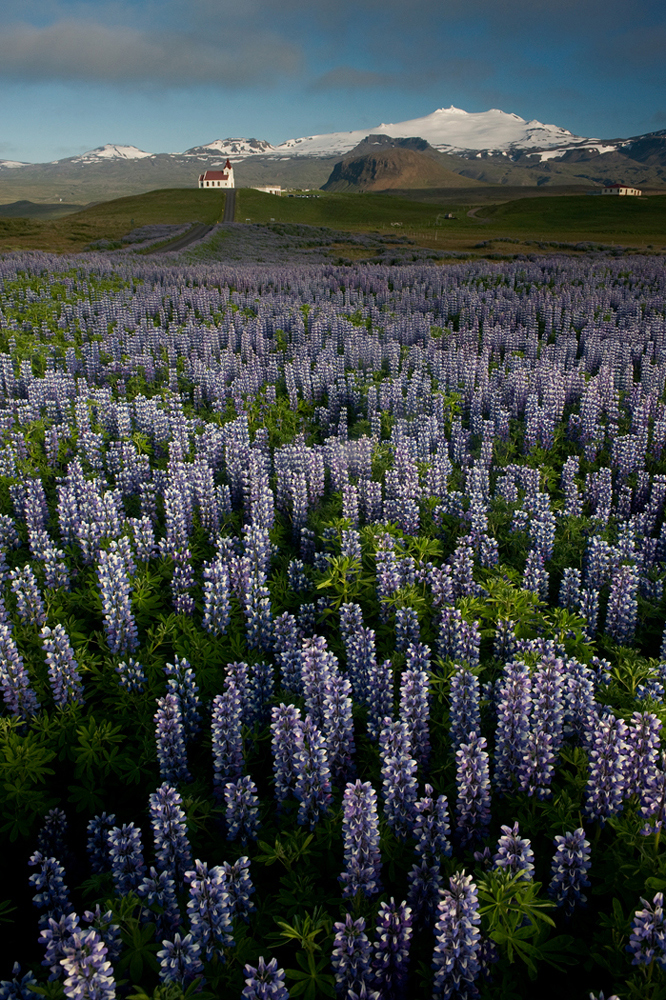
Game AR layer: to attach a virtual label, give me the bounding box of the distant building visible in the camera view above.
[602,183,641,196]
[198,161,234,188]
[252,185,282,196]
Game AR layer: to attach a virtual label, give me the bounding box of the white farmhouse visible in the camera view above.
[198,160,234,188]
[602,183,642,196]
[252,185,282,196]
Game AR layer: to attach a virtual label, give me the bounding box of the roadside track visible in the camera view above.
[145,222,213,254]
[223,189,236,222]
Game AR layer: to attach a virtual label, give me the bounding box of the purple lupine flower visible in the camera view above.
[202,557,231,636]
[455,734,491,846]
[396,607,420,652]
[220,856,256,922]
[584,712,629,823]
[640,752,666,836]
[86,814,116,874]
[493,619,517,661]
[523,549,548,598]
[96,544,138,654]
[558,568,582,611]
[449,541,476,598]
[0,623,40,717]
[243,570,273,651]
[380,720,417,840]
[339,780,382,899]
[522,656,565,799]
[185,859,233,961]
[301,635,337,728]
[149,782,192,884]
[115,657,145,694]
[37,808,68,860]
[372,898,412,1000]
[273,611,303,693]
[224,776,261,844]
[247,661,275,730]
[322,671,356,781]
[137,868,181,938]
[331,914,373,998]
[242,957,289,1000]
[432,871,481,1000]
[449,667,480,757]
[494,660,531,795]
[81,907,121,963]
[399,668,430,770]
[41,625,84,707]
[212,685,244,797]
[270,703,302,806]
[493,822,534,880]
[154,693,191,785]
[563,658,598,745]
[366,658,393,741]
[625,711,662,799]
[548,828,591,917]
[60,927,116,1000]
[28,853,71,925]
[406,858,443,925]
[578,586,599,641]
[288,559,310,593]
[626,892,666,968]
[605,563,639,646]
[0,962,39,999]
[164,656,201,740]
[344,624,377,706]
[107,823,144,895]
[157,932,204,986]
[413,785,451,860]
[294,715,332,828]
[9,565,47,626]
[39,912,79,981]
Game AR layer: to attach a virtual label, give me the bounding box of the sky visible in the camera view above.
[0,0,664,163]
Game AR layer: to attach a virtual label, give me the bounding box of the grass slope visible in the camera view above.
[0,187,664,255]
[0,189,227,252]
[484,194,666,242]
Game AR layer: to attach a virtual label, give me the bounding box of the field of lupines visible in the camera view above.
[0,245,666,1000]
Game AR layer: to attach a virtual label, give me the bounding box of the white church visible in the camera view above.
[198,160,234,188]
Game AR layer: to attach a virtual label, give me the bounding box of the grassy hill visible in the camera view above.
[482,194,666,242]
[0,186,664,255]
[0,189,227,252]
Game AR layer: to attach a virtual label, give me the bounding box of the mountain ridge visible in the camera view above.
[1,106,665,204]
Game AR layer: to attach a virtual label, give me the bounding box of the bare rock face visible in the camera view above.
[322,144,482,191]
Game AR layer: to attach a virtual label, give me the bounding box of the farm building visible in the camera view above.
[198,161,234,188]
[602,183,642,196]
[252,185,282,196]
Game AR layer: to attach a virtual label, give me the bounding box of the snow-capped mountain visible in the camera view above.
[274,106,592,158]
[0,160,29,169]
[68,144,154,163]
[182,138,276,158]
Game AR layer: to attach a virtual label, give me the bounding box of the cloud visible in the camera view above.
[310,66,396,90]
[0,19,303,85]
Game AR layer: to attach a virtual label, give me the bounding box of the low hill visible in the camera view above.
[0,200,85,219]
[322,147,484,192]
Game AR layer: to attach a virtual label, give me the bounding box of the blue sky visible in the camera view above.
[0,0,664,162]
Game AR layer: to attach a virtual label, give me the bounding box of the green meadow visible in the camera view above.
[0,186,664,255]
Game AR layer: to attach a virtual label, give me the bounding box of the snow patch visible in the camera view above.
[71,144,154,162]
[273,106,590,158]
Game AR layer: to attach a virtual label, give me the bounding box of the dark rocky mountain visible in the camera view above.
[322,140,484,191]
